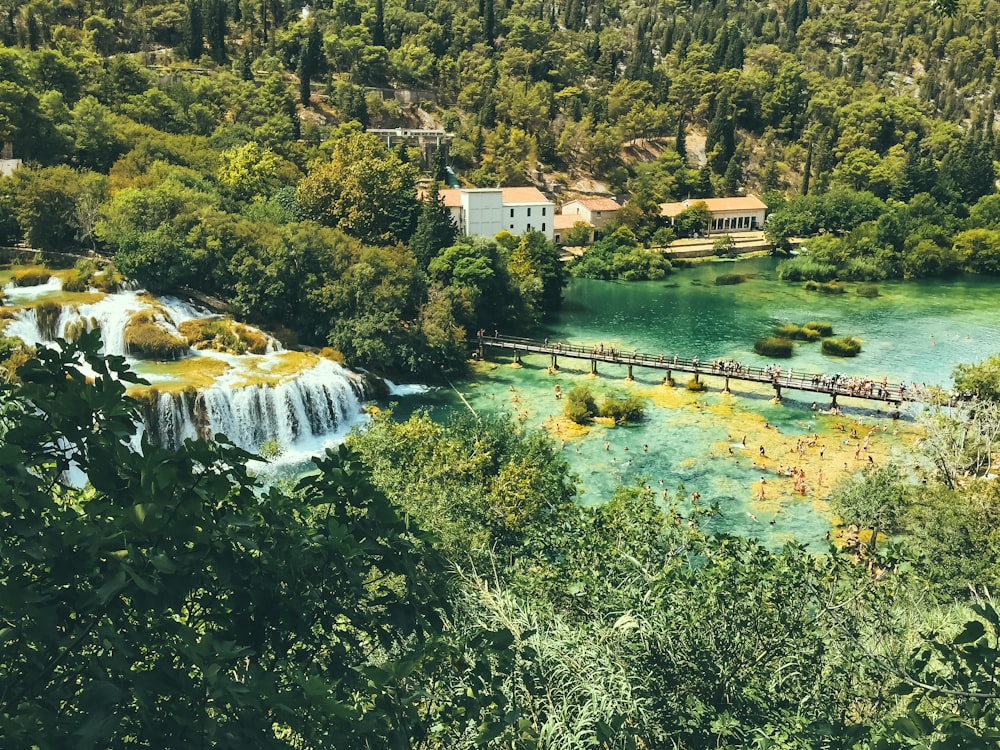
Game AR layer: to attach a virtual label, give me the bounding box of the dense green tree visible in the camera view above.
[295,131,418,245]
[409,180,457,269]
[831,463,911,553]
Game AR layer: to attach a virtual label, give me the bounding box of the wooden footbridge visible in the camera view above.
[473,334,933,407]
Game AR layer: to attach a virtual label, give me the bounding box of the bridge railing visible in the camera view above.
[473,334,930,402]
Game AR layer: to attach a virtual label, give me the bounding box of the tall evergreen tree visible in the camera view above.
[205,0,227,62]
[372,0,386,47]
[801,143,812,195]
[411,181,458,269]
[186,0,204,59]
[675,116,687,161]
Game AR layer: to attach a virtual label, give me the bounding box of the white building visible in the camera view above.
[659,196,767,234]
[559,197,620,232]
[437,187,555,240]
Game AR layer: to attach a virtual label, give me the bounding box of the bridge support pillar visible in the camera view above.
[514,350,521,364]
[665,369,673,386]
[627,364,633,380]
[773,384,782,401]
[830,394,838,408]
[693,372,700,383]
[590,359,597,375]
[551,354,558,370]
[723,376,730,393]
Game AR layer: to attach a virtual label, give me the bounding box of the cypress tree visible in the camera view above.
[801,143,812,195]
[241,46,253,80]
[372,0,386,47]
[26,10,39,50]
[186,0,204,59]
[298,48,310,104]
[724,153,742,195]
[206,0,227,62]
[676,116,687,161]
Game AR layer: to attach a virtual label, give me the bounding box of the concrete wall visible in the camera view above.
[461,190,504,237]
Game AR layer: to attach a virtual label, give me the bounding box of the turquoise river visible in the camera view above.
[392,256,1000,548]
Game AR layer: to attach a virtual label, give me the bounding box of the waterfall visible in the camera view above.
[6,285,368,459]
[140,358,367,454]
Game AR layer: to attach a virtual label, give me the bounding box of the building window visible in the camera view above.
[510,224,514,229]
[510,208,514,218]
[527,224,532,231]
[542,222,546,232]
[542,207,546,216]
[527,207,532,217]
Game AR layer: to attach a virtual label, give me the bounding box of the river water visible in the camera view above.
[393,256,1000,547]
[6,258,1000,547]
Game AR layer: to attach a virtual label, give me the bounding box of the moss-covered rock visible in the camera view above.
[822,336,862,357]
[124,311,190,360]
[803,321,833,336]
[33,301,62,340]
[754,336,794,357]
[14,269,50,287]
[715,273,747,286]
[178,318,271,355]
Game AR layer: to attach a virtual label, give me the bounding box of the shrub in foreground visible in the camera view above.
[857,284,880,298]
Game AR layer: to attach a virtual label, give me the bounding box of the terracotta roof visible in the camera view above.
[420,186,551,207]
[659,195,768,217]
[435,188,463,208]
[500,187,550,204]
[554,214,591,230]
[565,197,620,212]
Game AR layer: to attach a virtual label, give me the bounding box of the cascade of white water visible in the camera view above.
[142,358,366,453]
[150,390,200,451]
[6,285,369,459]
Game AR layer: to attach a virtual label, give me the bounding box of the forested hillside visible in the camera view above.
[2,0,1000,372]
[1,0,996,194]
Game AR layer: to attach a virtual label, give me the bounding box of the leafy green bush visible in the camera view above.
[258,439,284,459]
[754,337,795,357]
[564,385,598,424]
[63,260,126,293]
[822,336,862,357]
[598,394,645,422]
[571,236,673,281]
[686,377,707,391]
[857,284,880,298]
[715,273,747,285]
[803,280,819,291]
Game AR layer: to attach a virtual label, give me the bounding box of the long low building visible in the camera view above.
[659,195,767,234]
[437,187,555,240]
